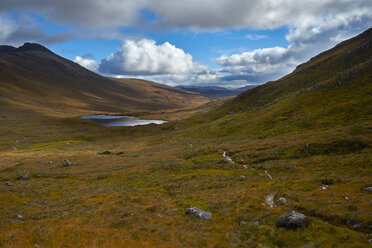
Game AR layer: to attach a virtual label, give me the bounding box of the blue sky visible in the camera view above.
[1,0,371,88]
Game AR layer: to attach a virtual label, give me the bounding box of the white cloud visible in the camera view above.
[245,34,267,40]
[74,56,99,72]
[216,12,372,85]
[99,39,207,75]
[0,16,15,42]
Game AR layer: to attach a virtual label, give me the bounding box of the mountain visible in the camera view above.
[185,27,372,137]
[0,43,208,117]
[0,30,371,248]
[177,85,256,99]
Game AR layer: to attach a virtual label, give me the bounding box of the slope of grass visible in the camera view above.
[0,29,371,247]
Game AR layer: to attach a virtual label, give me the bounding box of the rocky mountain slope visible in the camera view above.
[0,43,208,117]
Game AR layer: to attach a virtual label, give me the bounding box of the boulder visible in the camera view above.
[18,173,29,180]
[276,211,306,229]
[185,207,212,220]
[62,159,71,167]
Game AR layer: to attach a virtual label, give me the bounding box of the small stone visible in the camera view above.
[276,211,306,229]
[5,181,12,186]
[185,207,212,220]
[49,161,53,164]
[321,185,328,190]
[62,159,71,167]
[18,173,29,180]
[240,175,246,181]
[362,186,372,192]
[265,193,276,208]
[353,223,363,229]
[278,197,287,204]
[17,215,23,219]
[344,196,349,200]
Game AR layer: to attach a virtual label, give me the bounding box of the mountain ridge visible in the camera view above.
[0,43,209,117]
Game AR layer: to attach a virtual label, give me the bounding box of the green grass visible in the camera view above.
[0,29,371,247]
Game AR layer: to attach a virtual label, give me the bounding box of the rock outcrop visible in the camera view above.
[276,211,306,229]
[185,207,212,220]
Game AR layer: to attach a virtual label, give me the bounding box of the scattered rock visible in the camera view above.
[353,223,363,229]
[49,161,53,164]
[321,185,329,190]
[240,175,246,181]
[302,243,315,248]
[222,151,234,164]
[239,221,247,226]
[276,211,306,229]
[362,186,372,192]
[265,193,276,208]
[264,170,273,180]
[11,145,17,150]
[278,197,287,204]
[185,207,212,220]
[5,181,12,186]
[18,173,29,180]
[62,159,71,167]
[344,196,349,200]
[17,215,23,219]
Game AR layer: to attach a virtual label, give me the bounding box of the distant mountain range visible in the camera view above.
[176,85,256,99]
[0,43,208,117]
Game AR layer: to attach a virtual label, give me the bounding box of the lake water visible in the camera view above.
[81,115,167,127]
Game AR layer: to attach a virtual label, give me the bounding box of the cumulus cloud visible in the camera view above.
[1,1,371,88]
[215,11,372,86]
[99,39,206,75]
[74,55,99,72]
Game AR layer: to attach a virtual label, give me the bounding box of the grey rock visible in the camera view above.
[5,181,12,186]
[18,173,29,180]
[185,207,212,220]
[240,175,246,181]
[276,211,306,229]
[353,223,363,229]
[265,193,276,208]
[239,221,247,226]
[278,197,287,204]
[302,243,315,248]
[362,186,372,192]
[62,159,71,167]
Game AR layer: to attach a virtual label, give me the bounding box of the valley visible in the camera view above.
[0,28,371,248]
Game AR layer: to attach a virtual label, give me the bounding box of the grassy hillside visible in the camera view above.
[0,43,208,117]
[181,27,372,138]
[0,29,371,247]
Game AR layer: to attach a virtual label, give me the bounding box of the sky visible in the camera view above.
[0,0,371,88]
